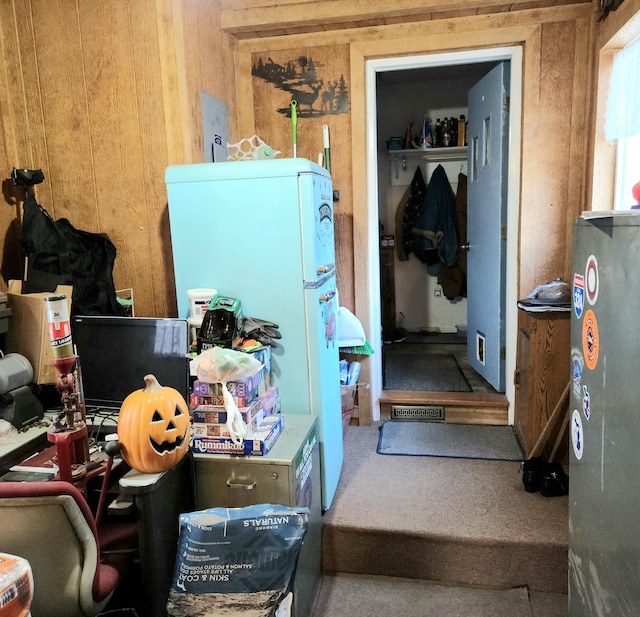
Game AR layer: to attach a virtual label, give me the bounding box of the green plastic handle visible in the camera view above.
[291,100,298,155]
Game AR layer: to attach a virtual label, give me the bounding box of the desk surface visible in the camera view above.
[0,424,49,475]
[0,424,49,459]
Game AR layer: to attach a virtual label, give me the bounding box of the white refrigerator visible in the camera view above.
[165,158,343,510]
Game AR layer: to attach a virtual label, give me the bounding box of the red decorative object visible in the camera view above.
[632,181,640,204]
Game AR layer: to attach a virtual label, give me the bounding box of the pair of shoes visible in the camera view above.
[520,458,569,496]
[540,463,569,497]
[521,457,545,493]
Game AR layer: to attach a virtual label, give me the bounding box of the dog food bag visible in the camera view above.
[167,504,309,617]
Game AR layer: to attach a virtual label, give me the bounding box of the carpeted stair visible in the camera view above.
[321,422,568,594]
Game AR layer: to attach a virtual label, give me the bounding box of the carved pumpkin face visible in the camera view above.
[118,374,191,474]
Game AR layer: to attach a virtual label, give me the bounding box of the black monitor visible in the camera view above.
[71,315,190,410]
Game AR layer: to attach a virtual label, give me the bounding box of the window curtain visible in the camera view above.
[606,37,640,140]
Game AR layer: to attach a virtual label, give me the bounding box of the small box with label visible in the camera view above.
[192,408,265,439]
[191,399,262,425]
[190,414,284,456]
[192,373,261,399]
[190,392,255,409]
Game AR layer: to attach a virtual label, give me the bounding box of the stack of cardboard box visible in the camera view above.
[190,346,283,456]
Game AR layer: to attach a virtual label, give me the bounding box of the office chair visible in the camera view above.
[0,480,137,617]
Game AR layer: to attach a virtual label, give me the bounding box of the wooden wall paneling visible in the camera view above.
[130,0,177,317]
[154,0,189,169]
[0,3,21,173]
[564,15,595,274]
[77,1,159,317]
[530,20,577,287]
[29,0,96,227]
[220,0,591,38]
[3,1,50,198]
[235,51,255,141]
[518,25,542,298]
[348,42,370,423]
[180,0,238,164]
[0,2,28,288]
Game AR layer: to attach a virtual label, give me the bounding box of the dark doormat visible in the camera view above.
[403,331,464,345]
[383,352,471,392]
[377,421,524,461]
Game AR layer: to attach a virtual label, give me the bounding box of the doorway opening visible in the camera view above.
[365,47,522,422]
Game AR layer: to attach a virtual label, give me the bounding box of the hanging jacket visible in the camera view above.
[411,164,458,267]
[440,172,468,299]
[394,166,427,261]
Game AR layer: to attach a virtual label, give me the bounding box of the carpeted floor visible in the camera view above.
[312,574,567,617]
[313,574,567,617]
[321,422,569,596]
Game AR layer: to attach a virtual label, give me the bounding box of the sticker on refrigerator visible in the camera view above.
[572,409,584,460]
[322,301,336,348]
[582,384,591,420]
[585,255,599,305]
[573,273,585,319]
[572,352,583,401]
[582,309,599,370]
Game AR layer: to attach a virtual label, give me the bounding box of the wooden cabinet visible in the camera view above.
[514,310,571,458]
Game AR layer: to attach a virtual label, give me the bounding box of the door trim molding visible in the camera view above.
[355,46,522,423]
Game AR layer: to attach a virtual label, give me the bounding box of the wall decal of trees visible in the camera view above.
[252,55,350,117]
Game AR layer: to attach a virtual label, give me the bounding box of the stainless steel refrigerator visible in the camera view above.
[569,213,640,616]
[165,158,343,510]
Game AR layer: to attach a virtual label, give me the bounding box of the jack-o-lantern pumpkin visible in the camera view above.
[118,374,191,473]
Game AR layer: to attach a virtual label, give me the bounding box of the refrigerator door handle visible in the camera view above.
[316,263,335,276]
[226,479,257,491]
[319,290,337,303]
[304,271,335,289]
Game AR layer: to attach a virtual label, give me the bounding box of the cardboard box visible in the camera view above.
[190,392,254,408]
[191,414,283,456]
[5,281,73,384]
[259,386,280,415]
[192,373,261,399]
[341,384,357,435]
[191,399,261,425]
[192,409,265,439]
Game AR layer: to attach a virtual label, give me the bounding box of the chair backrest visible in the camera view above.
[0,481,118,617]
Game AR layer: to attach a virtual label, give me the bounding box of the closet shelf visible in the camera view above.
[387,146,467,162]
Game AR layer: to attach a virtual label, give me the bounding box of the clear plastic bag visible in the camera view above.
[191,347,263,444]
[0,419,18,443]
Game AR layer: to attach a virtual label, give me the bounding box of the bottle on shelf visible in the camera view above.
[457,115,467,147]
[434,118,442,148]
[443,117,451,147]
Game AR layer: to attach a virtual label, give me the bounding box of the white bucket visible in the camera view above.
[187,288,217,319]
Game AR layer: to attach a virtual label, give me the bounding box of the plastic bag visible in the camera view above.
[191,347,263,444]
[0,419,18,443]
[167,504,308,617]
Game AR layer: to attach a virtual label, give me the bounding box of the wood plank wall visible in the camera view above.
[0,0,237,317]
